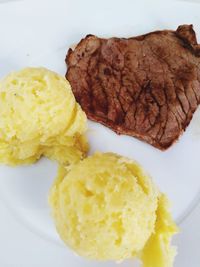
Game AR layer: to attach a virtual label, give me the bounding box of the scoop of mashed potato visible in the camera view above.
[49,152,178,266]
[0,67,88,165]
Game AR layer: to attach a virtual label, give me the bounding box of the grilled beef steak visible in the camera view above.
[66,25,200,150]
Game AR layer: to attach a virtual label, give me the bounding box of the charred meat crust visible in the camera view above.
[66,24,200,150]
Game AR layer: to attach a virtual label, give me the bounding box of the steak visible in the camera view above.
[66,25,200,150]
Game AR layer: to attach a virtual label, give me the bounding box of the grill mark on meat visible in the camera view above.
[143,81,160,126]
[143,42,176,143]
[99,62,125,123]
[175,87,188,119]
[66,24,200,150]
[147,39,194,132]
[157,87,170,143]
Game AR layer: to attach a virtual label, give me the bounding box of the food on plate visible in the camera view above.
[49,152,178,266]
[66,24,200,150]
[0,67,88,165]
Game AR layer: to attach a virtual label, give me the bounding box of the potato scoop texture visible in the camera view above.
[49,152,178,266]
[0,67,88,165]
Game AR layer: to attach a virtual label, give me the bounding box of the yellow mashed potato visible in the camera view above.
[49,152,178,266]
[0,67,88,165]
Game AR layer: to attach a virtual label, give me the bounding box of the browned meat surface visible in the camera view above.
[66,25,200,150]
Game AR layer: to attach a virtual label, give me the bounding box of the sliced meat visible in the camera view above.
[66,25,200,150]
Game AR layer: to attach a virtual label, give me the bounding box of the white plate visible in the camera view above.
[0,0,200,266]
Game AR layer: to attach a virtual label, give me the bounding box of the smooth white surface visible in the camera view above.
[0,0,200,266]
